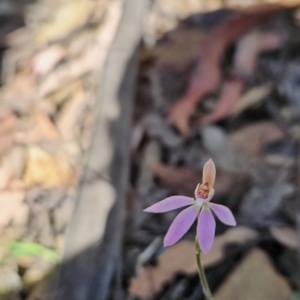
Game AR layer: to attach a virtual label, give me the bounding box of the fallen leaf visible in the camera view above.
[23,258,54,285]
[46,80,81,106]
[228,121,284,158]
[168,5,285,133]
[38,61,85,97]
[0,110,17,135]
[11,203,29,227]
[129,227,257,299]
[0,61,37,117]
[38,1,122,96]
[15,108,60,143]
[168,40,221,133]
[0,264,22,293]
[32,45,66,77]
[0,190,25,232]
[270,226,300,249]
[35,1,96,45]
[202,126,245,172]
[0,134,14,156]
[240,170,293,224]
[0,147,26,190]
[130,123,145,152]
[234,30,282,77]
[67,29,94,58]
[202,76,244,124]
[145,0,300,45]
[204,226,258,268]
[4,241,60,264]
[215,248,292,300]
[230,83,271,115]
[144,113,183,148]
[22,146,75,188]
[154,28,205,70]
[5,27,32,48]
[56,87,87,139]
[238,0,300,9]
[13,63,35,94]
[0,112,16,155]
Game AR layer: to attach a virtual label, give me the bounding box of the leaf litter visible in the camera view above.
[1,0,300,299]
[0,0,121,297]
[127,1,300,300]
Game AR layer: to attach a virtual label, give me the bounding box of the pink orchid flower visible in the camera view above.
[144,159,236,254]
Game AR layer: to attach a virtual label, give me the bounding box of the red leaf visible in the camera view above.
[168,5,284,133]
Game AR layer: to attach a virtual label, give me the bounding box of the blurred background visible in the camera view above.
[0,0,300,299]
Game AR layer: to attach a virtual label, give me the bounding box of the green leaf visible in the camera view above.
[2,241,60,264]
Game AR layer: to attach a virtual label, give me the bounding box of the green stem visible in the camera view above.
[195,236,214,300]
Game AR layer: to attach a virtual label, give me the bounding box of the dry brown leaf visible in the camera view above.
[56,88,86,139]
[38,59,87,97]
[228,121,284,158]
[129,227,257,299]
[38,1,122,96]
[15,108,60,143]
[154,28,205,69]
[229,0,300,8]
[0,190,25,232]
[30,108,60,141]
[22,146,75,188]
[1,44,36,88]
[146,0,300,43]
[270,226,300,249]
[7,65,36,101]
[0,110,17,135]
[35,1,96,45]
[46,80,81,106]
[32,45,66,77]
[215,248,292,300]
[0,147,26,190]
[153,0,223,17]
[202,77,244,124]
[230,83,271,115]
[0,135,14,156]
[0,63,36,117]
[204,227,258,268]
[5,27,32,48]
[151,162,200,193]
[168,6,285,133]
[67,29,94,58]
[129,241,197,299]
[23,259,55,285]
[234,31,282,76]
[0,108,15,155]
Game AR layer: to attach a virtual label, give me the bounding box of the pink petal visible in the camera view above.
[144,196,194,213]
[164,205,198,247]
[209,203,236,226]
[197,206,216,254]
